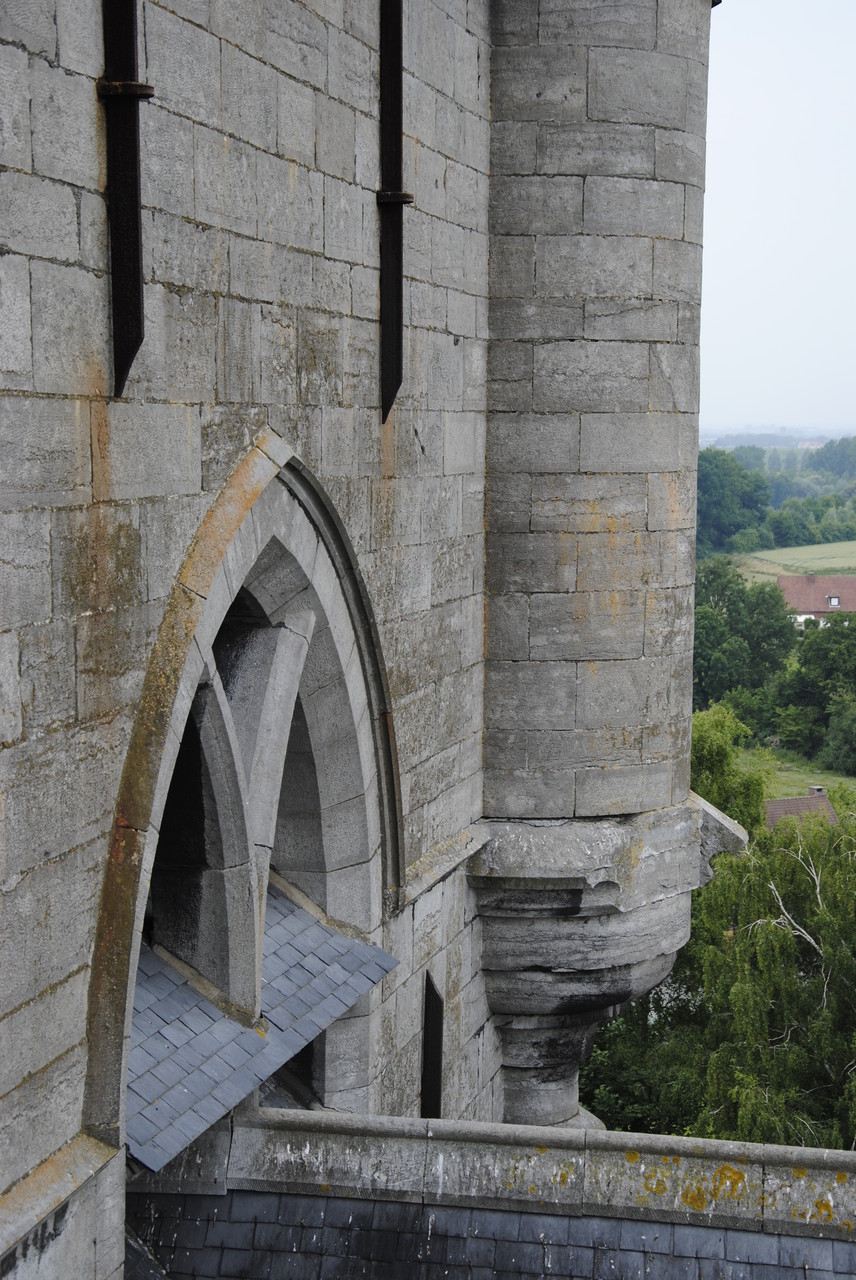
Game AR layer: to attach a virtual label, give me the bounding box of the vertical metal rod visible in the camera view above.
[98,2,152,397]
[378,0,412,422]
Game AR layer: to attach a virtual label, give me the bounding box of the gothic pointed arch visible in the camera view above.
[83,437,403,1148]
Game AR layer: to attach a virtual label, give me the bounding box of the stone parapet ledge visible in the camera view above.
[216,1111,856,1242]
[690,790,749,885]
[0,1136,124,1278]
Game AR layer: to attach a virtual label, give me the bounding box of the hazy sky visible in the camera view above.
[700,0,856,434]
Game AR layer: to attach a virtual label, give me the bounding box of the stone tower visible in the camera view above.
[475,0,711,1125]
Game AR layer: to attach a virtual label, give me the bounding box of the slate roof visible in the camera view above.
[126,885,396,1171]
[125,1227,170,1280]
[777,574,856,616]
[765,792,839,829]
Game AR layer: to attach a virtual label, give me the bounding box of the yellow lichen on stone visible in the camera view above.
[682,1185,707,1212]
[643,1169,667,1195]
[712,1165,746,1202]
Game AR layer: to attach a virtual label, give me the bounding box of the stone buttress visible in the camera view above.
[478,0,714,1125]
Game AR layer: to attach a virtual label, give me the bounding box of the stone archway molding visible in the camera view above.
[83,429,404,1149]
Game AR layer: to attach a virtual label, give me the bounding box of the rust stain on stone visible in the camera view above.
[179,442,278,598]
[617,838,642,885]
[381,410,395,478]
[90,400,111,502]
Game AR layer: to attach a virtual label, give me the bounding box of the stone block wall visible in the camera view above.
[372,853,503,1120]
[0,0,490,1261]
[0,1139,124,1280]
[485,0,707,818]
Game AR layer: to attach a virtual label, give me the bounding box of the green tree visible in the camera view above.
[696,818,856,1147]
[817,692,856,775]
[696,449,770,558]
[693,559,796,711]
[774,614,856,759]
[581,808,856,1148]
[690,704,767,838]
[804,435,856,482]
[731,445,766,473]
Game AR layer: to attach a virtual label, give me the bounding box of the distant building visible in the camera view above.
[765,787,839,829]
[777,574,856,623]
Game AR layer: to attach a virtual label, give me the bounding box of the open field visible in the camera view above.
[734,540,856,584]
[739,748,854,799]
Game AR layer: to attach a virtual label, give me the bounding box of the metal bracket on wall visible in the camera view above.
[97,2,153,397]
[378,0,413,423]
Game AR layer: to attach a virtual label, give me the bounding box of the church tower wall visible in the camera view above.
[478,0,712,1126]
[485,0,709,818]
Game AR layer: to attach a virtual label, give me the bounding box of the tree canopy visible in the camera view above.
[751,612,856,756]
[696,449,770,558]
[693,558,796,711]
[696,441,856,554]
[580,729,856,1147]
[690,704,766,837]
[693,818,856,1147]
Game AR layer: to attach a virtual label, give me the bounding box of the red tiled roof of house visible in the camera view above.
[777,574,856,615]
[765,792,839,830]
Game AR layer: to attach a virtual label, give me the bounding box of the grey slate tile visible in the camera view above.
[195,1094,228,1124]
[517,1213,569,1246]
[725,1229,779,1264]
[128,887,396,1171]
[133,1071,165,1104]
[198,1054,233,1084]
[674,1225,725,1259]
[778,1234,833,1269]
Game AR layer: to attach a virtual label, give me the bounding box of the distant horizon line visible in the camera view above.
[700,425,856,438]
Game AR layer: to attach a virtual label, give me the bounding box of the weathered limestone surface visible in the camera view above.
[0,1138,123,1280]
[1,0,720,1273]
[129,1111,856,1273]
[0,0,489,1266]
[469,804,701,1124]
[481,0,710,1126]
[486,0,708,818]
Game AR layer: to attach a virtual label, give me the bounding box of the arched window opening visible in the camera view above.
[88,466,403,1166]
